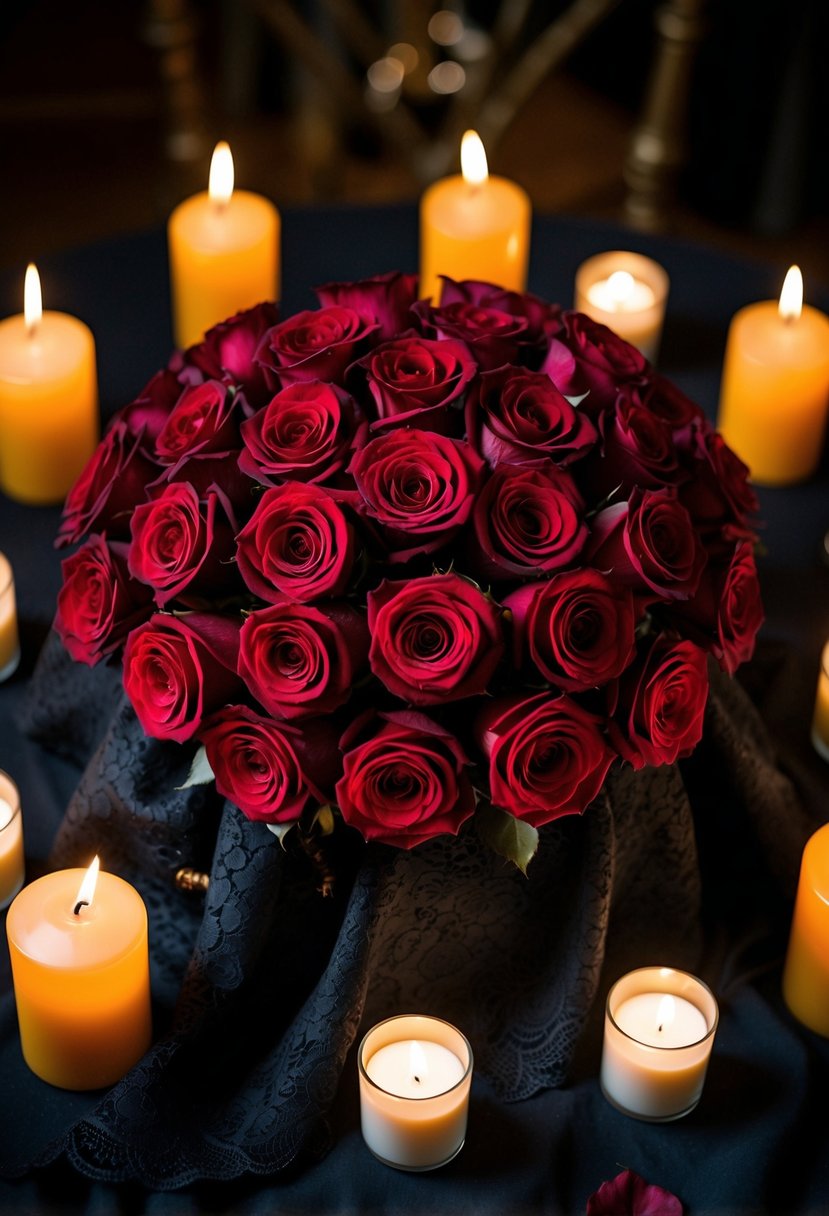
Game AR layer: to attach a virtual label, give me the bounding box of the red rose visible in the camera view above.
[476,692,614,827]
[177,301,279,406]
[466,365,597,468]
[609,636,709,769]
[633,373,705,431]
[200,705,339,824]
[352,335,476,434]
[123,612,242,743]
[587,1169,683,1216]
[150,451,256,517]
[57,419,160,547]
[154,380,240,464]
[587,387,683,500]
[238,598,369,719]
[436,278,563,346]
[255,305,378,386]
[336,712,474,848]
[680,428,759,529]
[128,482,237,607]
[542,311,648,412]
[350,429,484,562]
[239,381,366,486]
[367,573,504,705]
[315,271,418,342]
[505,569,636,692]
[116,369,183,446]
[54,535,153,666]
[413,295,530,371]
[670,541,763,675]
[471,462,587,581]
[587,488,706,602]
[235,482,355,603]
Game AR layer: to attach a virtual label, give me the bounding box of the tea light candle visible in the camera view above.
[6,857,152,1090]
[574,251,669,363]
[718,266,829,485]
[0,770,24,911]
[0,264,99,505]
[782,821,829,1036]
[812,641,829,762]
[0,550,20,682]
[168,140,280,350]
[359,1014,473,1170]
[419,130,531,302]
[600,966,718,1121]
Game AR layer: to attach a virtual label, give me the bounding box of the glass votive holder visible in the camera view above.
[574,250,670,363]
[811,641,829,762]
[0,551,20,683]
[0,770,25,910]
[600,966,719,1122]
[358,1014,473,1171]
[782,821,829,1037]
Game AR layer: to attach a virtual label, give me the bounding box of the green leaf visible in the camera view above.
[475,803,539,875]
[266,822,296,849]
[312,804,336,836]
[176,745,214,790]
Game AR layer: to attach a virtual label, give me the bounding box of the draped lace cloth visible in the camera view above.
[1,632,814,1188]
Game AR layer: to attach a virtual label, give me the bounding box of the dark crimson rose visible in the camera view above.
[437,278,563,346]
[122,612,242,743]
[315,271,418,342]
[154,380,239,464]
[588,388,683,499]
[255,306,378,387]
[352,335,476,434]
[586,488,706,601]
[128,482,237,607]
[176,301,280,406]
[476,692,614,827]
[57,419,160,547]
[236,482,355,603]
[200,705,339,824]
[367,573,504,705]
[471,462,587,581]
[466,365,597,467]
[587,1169,683,1216]
[350,429,484,561]
[116,369,183,446]
[413,295,530,371]
[336,711,474,848]
[151,450,256,517]
[505,569,636,692]
[609,636,709,770]
[542,311,648,413]
[671,541,763,675]
[238,598,369,719]
[680,428,759,528]
[239,381,366,486]
[54,535,153,666]
[636,372,705,431]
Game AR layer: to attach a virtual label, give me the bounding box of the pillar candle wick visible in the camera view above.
[73,898,89,916]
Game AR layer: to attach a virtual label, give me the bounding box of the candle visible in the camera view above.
[168,141,281,351]
[574,251,669,363]
[717,266,829,485]
[0,550,20,682]
[358,1014,473,1170]
[419,130,531,302]
[6,857,152,1090]
[0,770,24,911]
[812,641,829,762]
[782,821,829,1036]
[0,264,98,505]
[600,966,718,1121]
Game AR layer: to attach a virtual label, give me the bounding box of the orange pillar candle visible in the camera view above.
[0,265,98,505]
[783,822,829,1036]
[0,550,20,682]
[168,141,280,351]
[574,251,670,363]
[812,641,829,762]
[419,130,531,302]
[6,857,152,1090]
[0,769,24,911]
[718,266,829,486]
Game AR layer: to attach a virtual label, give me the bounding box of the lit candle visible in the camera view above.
[574,250,669,362]
[168,140,281,350]
[358,1015,473,1170]
[783,821,829,1037]
[0,769,24,911]
[600,967,718,1121]
[6,856,152,1090]
[0,264,99,505]
[0,550,20,682]
[419,130,531,301]
[812,641,829,763]
[718,266,829,485]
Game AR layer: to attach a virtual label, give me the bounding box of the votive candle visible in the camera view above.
[783,821,829,1036]
[574,251,669,363]
[0,770,24,911]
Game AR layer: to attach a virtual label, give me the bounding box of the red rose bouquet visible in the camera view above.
[53,274,762,871]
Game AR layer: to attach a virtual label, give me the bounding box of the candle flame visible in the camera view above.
[461,130,488,187]
[208,141,234,207]
[779,265,802,322]
[75,855,100,911]
[656,994,675,1033]
[24,263,42,335]
[606,270,635,308]
[409,1040,428,1084]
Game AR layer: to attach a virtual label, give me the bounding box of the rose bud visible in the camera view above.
[239,380,366,486]
[315,271,419,342]
[476,692,614,827]
[466,365,597,468]
[608,636,709,770]
[57,419,160,548]
[177,301,280,407]
[351,335,476,435]
[54,535,154,667]
[123,612,243,743]
[669,540,763,675]
[336,711,475,848]
[367,573,504,705]
[255,305,379,387]
[200,705,339,825]
[238,598,369,720]
[542,310,648,413]
[154,380,240,464]
[116,368,183,446]
[505,569,636,692]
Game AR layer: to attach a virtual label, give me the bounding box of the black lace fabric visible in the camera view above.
[1,632,814,1188]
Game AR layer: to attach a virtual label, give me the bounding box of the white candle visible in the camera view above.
[0,769,24,910]
[586,271,656,314]
[600,967,718,1121]
[574,250,669,363]
[359,1015,473,1171]
[0,550,20,682]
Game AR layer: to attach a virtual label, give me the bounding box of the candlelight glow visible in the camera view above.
[461,130,488,187]
[606,270,636,308]
[24,263,42,335]
[779,265,803,322]
[75,855,100,910]
[208,141,234,207]
[656,994,676,1032]
[409,1039,428,1083]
